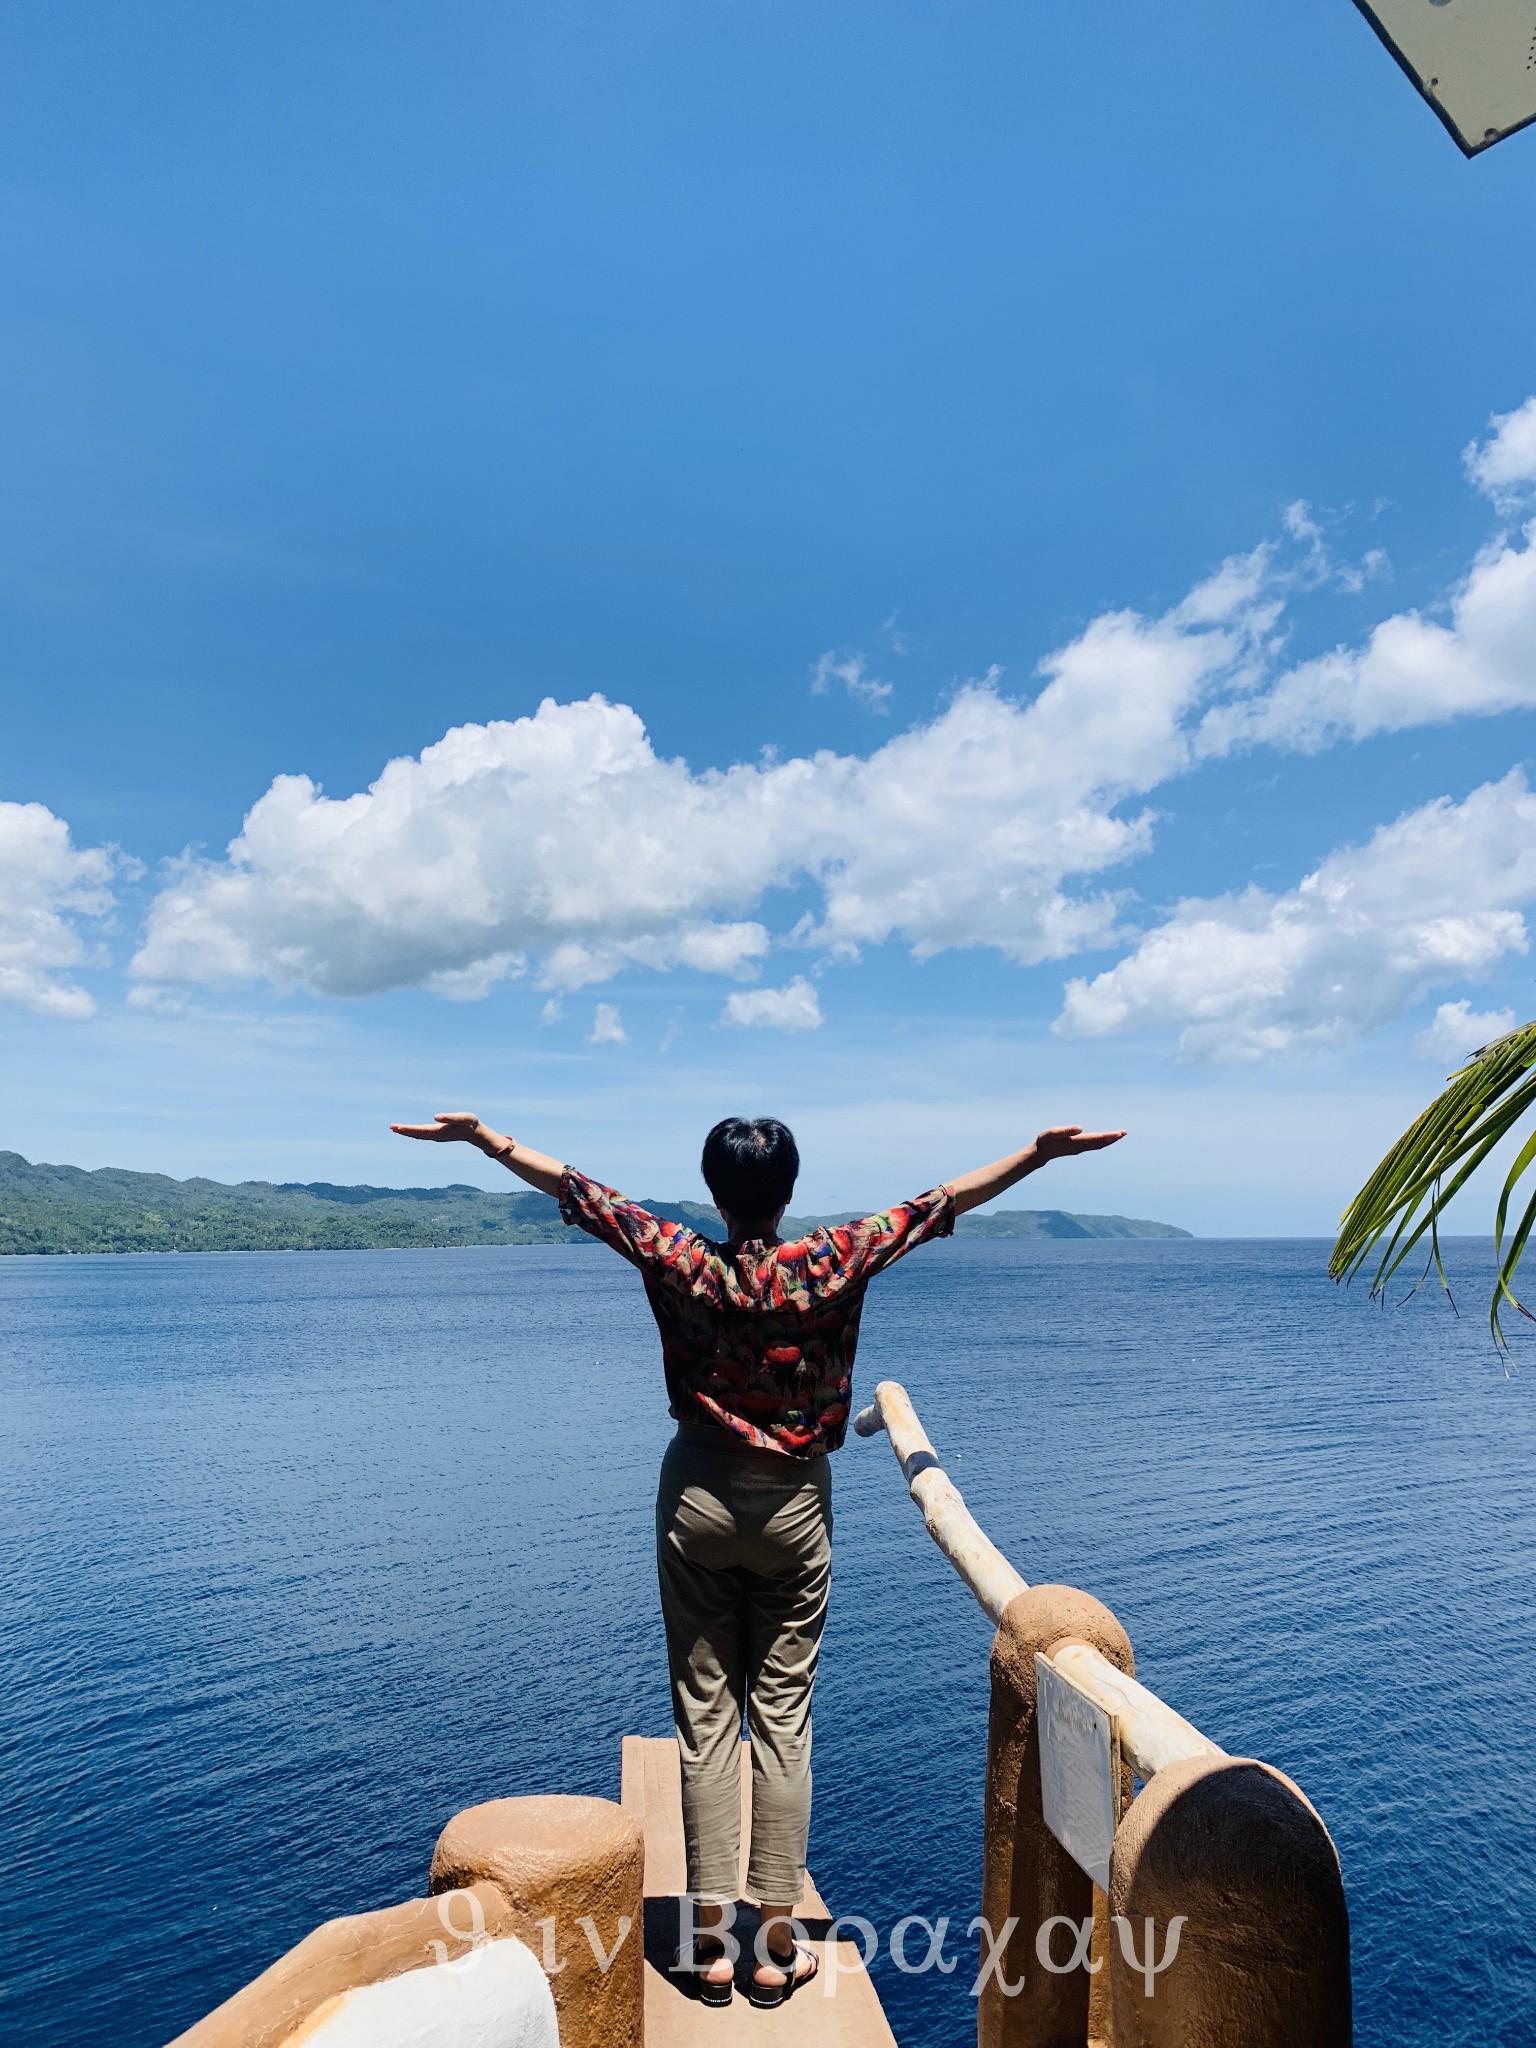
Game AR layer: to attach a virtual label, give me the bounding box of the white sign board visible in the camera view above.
[1034,1652,1121,1892]
[1354,1,1536,156]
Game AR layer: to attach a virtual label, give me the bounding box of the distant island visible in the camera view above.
[0,1151,1191,1255]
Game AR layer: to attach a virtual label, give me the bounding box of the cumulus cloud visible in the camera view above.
[1198,399,1536,757]
[808,549,1275,961]
[721,977,823,1032]
[131,556,1272,1003]
[1057,773,1536,1063]
[588,1002,627,1045]
[132,700,781,1000]
[1465,396,1536,509]
[811,651,894,711]
[122,397,1536,1024]
[1414,999,1517,1066]
[1199,523,1536,755]
[0,801,120,1019]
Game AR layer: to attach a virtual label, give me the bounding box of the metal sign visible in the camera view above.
[1354,2,1536,156]
[1035,1652,1121,1892]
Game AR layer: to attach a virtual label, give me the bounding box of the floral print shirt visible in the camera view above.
[558,1168,956,1456]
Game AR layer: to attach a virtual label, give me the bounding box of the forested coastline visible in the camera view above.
[0,1152,1189,1254]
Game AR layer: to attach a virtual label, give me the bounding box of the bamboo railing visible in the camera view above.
[853,1379,1221,1781]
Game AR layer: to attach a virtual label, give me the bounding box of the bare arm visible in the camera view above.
[389,1111,565,1198]
[947,1125,1126,1217]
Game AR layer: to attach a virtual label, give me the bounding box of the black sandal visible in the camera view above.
[670,1942,734,2007]
[746,1940,819,2008]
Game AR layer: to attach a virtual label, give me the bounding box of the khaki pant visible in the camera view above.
[655,1425,833,1903]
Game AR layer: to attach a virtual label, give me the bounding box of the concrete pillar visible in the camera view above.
[979,1585,1135,2048]
[1107,1754,1351,2048]
[431,1793,645,2048]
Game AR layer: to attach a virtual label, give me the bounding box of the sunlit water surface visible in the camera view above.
[2,1239,1533,2045]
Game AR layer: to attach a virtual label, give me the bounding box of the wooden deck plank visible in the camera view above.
[621,1736,898,2047]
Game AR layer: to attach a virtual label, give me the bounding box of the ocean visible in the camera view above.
[2,1236,1533,2045]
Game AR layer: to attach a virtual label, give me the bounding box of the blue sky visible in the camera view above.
[6,1,1536,1233]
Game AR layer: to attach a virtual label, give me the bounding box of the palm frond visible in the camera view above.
[1331,1019,1536,1349]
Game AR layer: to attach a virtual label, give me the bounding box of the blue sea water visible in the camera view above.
[2,1237,1534,2046]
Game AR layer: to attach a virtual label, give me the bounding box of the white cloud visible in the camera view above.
[132,699,781,1000]
[1200,523,1536,754]
[1279,499,1388,595]
[1414,999,1517,1066]
[1197,398,1536,758]
[424,950,524,1002]
[811,651,894,711]
[539,996,563,1026]
[121,400,1536,1021]
[721,977,824,1032]
[0,801,120,1020]
[1057,773,1536,1063]
[124,984,188,1016]
[808,553,1272,962]
[1465,396,1536,508]
[881,611,911,655]
[588,1002,627,1045]
[131,560,1271,1004]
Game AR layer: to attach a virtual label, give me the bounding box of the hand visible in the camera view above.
[948,1123,1127,1214]
[390,1112,491,1146]
[1033,1124,1126,1161]
[390,1115,562,1193]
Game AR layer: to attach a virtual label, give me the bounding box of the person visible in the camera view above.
[391,1107,1124,2006]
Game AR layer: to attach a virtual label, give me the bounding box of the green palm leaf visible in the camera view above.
[1331,1019,1536,1350]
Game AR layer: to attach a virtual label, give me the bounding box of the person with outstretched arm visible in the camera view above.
[391,1108,1124,2007]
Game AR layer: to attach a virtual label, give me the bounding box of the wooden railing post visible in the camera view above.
[980,1586,1134,2048]
[857,1381,1351,2048]
[1106,1754,1350,2048]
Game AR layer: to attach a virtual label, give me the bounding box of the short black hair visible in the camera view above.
[701,1117,800,1223]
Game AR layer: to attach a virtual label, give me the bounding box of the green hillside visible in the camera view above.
[953,1207,1190,1240]
[0,1152,1189,1254]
